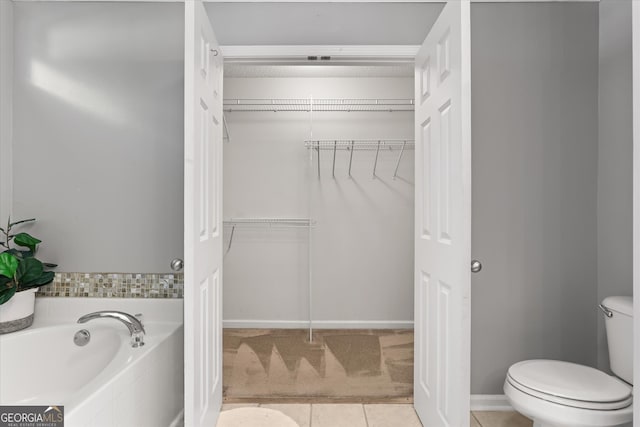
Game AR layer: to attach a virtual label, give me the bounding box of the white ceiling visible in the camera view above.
[205,2,445,45]
[224,63,414,77]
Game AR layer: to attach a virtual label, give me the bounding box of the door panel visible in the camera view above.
[184,1,223,426]
[414,2,471,426]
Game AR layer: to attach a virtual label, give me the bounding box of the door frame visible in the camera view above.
[220,39,475,412]
[632,1,639,425]
[221,45,420,65]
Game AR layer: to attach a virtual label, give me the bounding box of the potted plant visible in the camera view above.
[0,218,56,333]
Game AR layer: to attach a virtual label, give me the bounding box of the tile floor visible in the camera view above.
[219,403,533,427]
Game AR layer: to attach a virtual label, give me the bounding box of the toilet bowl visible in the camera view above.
[504,297,634,427]
[504,359,632,427]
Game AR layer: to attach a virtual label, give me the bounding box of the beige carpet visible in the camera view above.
[223,329,413,403]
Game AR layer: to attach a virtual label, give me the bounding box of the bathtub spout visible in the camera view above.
[77,311,146,347]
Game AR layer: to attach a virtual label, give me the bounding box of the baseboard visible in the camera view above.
[223,320,414,329]
[168,409,184,427]
[470,394,513,411]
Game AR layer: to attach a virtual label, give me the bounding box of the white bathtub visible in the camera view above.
[0,298,184,427]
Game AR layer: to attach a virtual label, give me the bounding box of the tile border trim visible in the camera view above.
[37,272,184,299]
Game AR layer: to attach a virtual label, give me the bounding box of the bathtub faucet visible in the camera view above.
[77,311,145,348]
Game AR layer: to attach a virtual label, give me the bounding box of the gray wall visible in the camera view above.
[223,76,414,326]
[0,0,13,224]
[597,0,633,372]
[12,2,184,273]
[9,0,612,396]
[205,2,443,46]
[470,3,599,393]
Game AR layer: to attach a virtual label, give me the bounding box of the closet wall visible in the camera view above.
[223,73,414,327]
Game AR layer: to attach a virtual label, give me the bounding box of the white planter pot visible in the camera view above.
[0,288,36,333]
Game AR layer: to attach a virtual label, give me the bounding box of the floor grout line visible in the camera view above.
[471,411,482,427]
[221,403,523,427]
[361,404,369,427]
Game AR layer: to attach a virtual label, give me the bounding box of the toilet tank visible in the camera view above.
[602,296,633,384]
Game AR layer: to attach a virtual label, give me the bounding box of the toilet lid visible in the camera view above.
[508,360,632,409]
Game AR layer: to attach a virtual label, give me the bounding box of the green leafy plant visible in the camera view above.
[0,218,57,305]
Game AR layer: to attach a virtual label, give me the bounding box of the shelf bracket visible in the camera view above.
[372,140,381,178]
[223,114,231,143]
[332,141,337,179]
[393,140,407,179]
[348,141,355,178]
[225,225,236,257]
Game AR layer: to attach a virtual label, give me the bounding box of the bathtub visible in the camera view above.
[0,298,184,427]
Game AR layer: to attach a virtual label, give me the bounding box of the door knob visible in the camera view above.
[170,258,184,272]
[471,260,482,273]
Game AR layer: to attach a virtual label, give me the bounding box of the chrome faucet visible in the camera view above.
[77,311,145,347]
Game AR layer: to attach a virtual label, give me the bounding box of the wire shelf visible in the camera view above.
[223,218,314,227]
[223,218,314,257]
[306,139,414,179]
[223,98,415,113]
[305,139,415,151]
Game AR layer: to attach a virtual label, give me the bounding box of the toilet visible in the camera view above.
[504,296,633,427]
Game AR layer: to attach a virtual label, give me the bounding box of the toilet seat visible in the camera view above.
[507,375,632,410]
[507,360,633,411]
[505,379,633,427]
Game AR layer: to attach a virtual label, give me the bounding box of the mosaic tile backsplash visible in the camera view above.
[37,273,184,298]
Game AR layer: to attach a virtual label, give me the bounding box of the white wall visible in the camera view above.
[597,0,634,373]
[12,2,184,273]
[0,0,13,223]
[470,2,599,394]
[223,76,414,327]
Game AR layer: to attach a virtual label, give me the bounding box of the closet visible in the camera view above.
[221,65,415,337]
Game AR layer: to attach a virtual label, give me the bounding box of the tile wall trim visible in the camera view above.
[37,272,184,299]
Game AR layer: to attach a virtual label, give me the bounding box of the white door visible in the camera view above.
[633,2,640,424]
[184,1,224,426]
[414,1,472,426]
